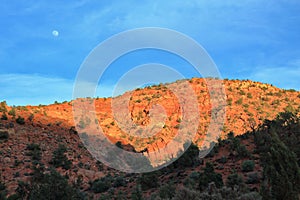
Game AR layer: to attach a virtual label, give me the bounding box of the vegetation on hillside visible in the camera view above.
[0,78,299,199]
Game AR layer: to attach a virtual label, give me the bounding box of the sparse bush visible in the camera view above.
[50,144,72,170]
[28,169,84,199]
[1,113,7,120]
[246,172,260,184]
[237,145,250,158]
[0,101,7,113]
[216,156,227,164]
[271,99,280,105]
[139,172,159,190]
[246,93,252,98]
[174,124,180,129]
[172,143,200,168]
[115,141,123,149]
[113,176,125,187]
[26,143,41,161]
[241,160,255,172]
[159,183,175,199]
[286,89,296,92]
[28,114,34,122]
[0,130,9,140]
[227,98,233,106]
[261,86,268,91]
[16,116,25,125]
[235,98,243,105]
[226,173,244,189]
[284,104,295,113]
[8,108,16,117]
[198,162,223,190]
[172,187,199,200]
[229,136,250,158]
[131,185,143,200]
[91,177,111,193]
[0,180,6,200]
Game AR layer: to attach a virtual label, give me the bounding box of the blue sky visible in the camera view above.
[0,0,299,105]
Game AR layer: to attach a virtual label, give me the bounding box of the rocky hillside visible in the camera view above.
[0,78,299,199]
[2,78,300,150]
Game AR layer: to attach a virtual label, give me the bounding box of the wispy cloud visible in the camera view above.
[0,74,74,105]
[248,59,300,91]
[0,73,123,106]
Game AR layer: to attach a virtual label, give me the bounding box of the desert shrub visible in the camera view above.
[207,144,219,158]
[239,90,246,95]
[0,130,9,140]
[26,143,40,151]
[131,185,143,200]
[237,145,250,158]
[28,169,84,199]
[1,113,7,120]
[243,104,249,108]
[235,98,243,105]
[172,143,200,168]
[0,181,6,200]
[227,131,235,139]
[159,183,176,199]
[172,187,199,200]
[227,98,233,106]
[16,116,25,125]
[199,162,223,190]
[174,124,180,129]
[113,176,125,187]
[261,86,268,91]
[286,89,296,92]
[91,177,111,193]
[26,143,41,161]
[261,97,270,102]
[237,192,262,200]
[0,102,7,113]
[229,136,250,158]
[246,172,260,184]
[284,104,295,113]
[28,114,34,122]
[152,93,162,98]
[115,141,123,149]
[241,160,255,172]
[78,119,86,129]
[8,108,16,117]
[185,162,223,191]
[226,173,244,189]
[216,156,227,164]
[271,99,280,105]
[50,144,72,170]
[138,172,159,191]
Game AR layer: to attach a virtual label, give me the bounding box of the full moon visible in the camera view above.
[52,30,59,37]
